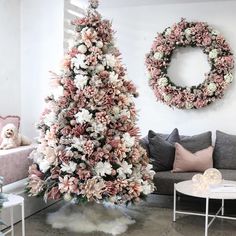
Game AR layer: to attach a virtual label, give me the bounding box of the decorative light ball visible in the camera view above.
[192,174,208,191]
[192,174,204,184]
[203,168,222,185]
[78,44,87,54]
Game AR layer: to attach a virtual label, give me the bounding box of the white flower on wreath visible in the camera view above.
[75,109,92,124]
[71,54,88,69]
[117,161,133,179]
[61,161,77,174]
[224,73,233,84]
[209,49,218,59]
[207,82,217,94]
[154,51,163,60]
[211,29,220,36]
[105,54,116,68]
[123,132,135,148]
[74,74,88,89]
[164,27,172,36]
[185,102,194,110]
[95,162,112,176]
[163,94,172,102]
[158,77,168,87]
[184,28,192,37]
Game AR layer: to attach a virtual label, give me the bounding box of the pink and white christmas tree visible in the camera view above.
[27,0,155,205]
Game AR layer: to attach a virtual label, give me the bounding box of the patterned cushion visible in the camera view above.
[0,116,20,144]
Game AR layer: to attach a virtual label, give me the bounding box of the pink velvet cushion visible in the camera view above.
[0,116,20,144]
[172,143,213,172]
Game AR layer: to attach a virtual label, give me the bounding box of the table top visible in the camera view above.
[175,180,236,200]
[2,194,24,208]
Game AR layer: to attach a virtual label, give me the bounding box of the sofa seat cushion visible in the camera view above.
[0,145,35,185]
[154,171,199,195]
[154,169,236,195]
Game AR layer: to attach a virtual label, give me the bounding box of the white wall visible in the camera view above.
[21,0,64,138]
[0,0,21,116]
[95,0,236,137]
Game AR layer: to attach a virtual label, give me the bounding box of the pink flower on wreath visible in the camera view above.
[194,98,208,109]
[216,35,231,51]
[202,35,212,46]
[58,175,79,194]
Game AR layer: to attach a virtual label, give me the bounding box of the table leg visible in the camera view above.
[205,197,209,236]
[221,199,224,216]
[21,201,25,236]
[173,184,176,222]
[10,207,14,236]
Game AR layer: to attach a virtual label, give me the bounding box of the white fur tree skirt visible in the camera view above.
[47,202,135,235]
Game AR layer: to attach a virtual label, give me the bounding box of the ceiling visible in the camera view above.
[76,0,235,8]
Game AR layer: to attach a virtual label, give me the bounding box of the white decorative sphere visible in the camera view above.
[203,168,222,185]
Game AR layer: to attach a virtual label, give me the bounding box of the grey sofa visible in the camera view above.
[140,130,236,195]
[154,169,236,195]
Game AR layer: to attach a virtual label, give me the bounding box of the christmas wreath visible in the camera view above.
[145,19,234,109]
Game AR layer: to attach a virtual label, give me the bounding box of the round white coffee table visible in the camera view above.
[173,180,236,236]
[1,194,25,236]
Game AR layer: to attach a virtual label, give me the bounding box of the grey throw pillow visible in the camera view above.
[180,131,212,153]
[148,128,180,171]
[214,130,236,169]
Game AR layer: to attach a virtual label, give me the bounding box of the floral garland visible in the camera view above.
[145,19,234,109]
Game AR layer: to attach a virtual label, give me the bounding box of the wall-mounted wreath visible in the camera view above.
[145,19,234,109]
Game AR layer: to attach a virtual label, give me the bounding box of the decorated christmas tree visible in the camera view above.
[27,0,154,205]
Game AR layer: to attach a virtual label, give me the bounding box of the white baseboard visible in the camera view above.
[1,178,55,230]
